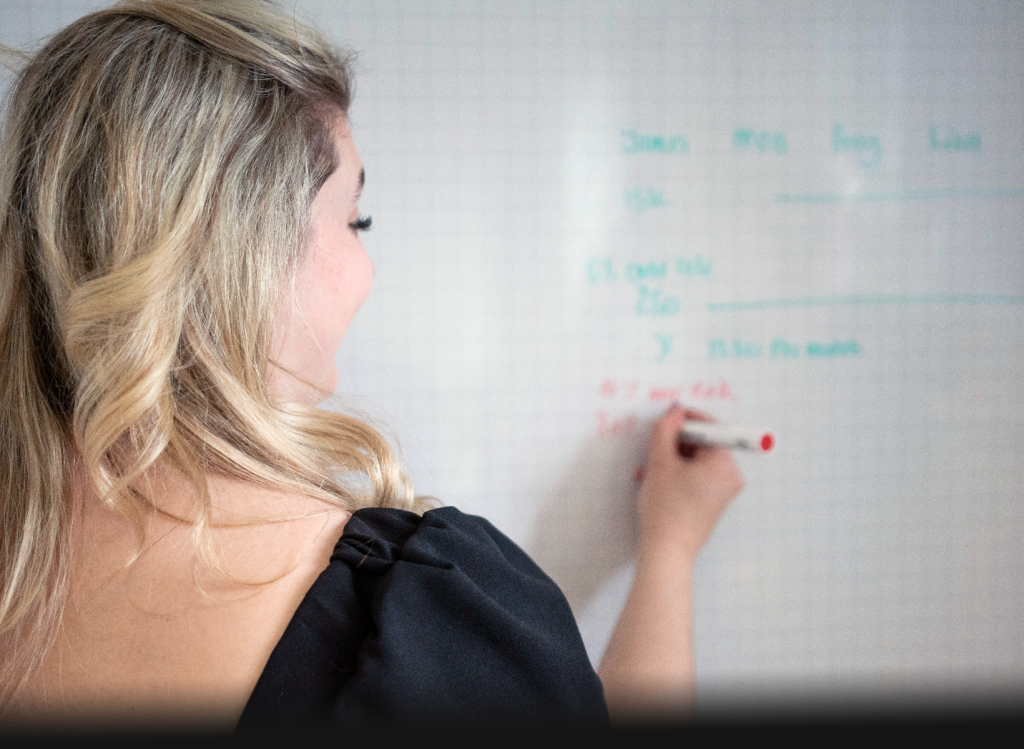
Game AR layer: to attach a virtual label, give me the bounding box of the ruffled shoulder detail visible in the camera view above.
[238,507,607,726]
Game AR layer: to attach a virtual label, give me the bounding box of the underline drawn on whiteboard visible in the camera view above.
[832,124,882,168]
[777,186,1024,204]
[620,129,689,154]
[708,293,1024,312]
[623,187,669,214]
[654,333,672,362]
[734,128,788,155]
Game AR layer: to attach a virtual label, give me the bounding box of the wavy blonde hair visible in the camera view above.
[0,0,416,702]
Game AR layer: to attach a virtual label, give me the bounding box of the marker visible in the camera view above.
[679,423,775,453]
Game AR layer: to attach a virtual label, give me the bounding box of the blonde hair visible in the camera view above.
[0,0,416,702]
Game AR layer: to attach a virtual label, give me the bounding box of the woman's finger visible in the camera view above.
[682,407,717,423]
[652,404,686,444]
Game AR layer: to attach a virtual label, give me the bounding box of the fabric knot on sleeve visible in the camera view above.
[238,506,608,727]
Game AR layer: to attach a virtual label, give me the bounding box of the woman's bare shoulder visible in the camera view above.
[9,474,351,729]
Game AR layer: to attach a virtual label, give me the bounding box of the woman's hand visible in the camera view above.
[598,404,745,718]
[636,404,744,565]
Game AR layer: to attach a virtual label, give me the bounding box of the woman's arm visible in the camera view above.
[597,405,744,719]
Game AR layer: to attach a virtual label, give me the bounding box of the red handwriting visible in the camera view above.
[599,378,738,402]
[647,386,682,401]
[596,410,639,437]
[599,379,640,399]
[688,380,735,400]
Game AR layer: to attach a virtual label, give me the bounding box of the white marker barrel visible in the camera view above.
[679,423,775,453]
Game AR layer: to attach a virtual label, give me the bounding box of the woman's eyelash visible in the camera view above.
[349,214,372,233]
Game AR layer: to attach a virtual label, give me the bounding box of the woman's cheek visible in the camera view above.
[353,244,374,310]
[319,239,373,349]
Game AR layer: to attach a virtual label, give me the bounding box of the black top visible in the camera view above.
[236,506,608,727]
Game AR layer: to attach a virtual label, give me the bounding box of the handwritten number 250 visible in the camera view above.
[635,285,680,316]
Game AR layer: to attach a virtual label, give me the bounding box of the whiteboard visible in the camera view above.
[5,0,1024,707]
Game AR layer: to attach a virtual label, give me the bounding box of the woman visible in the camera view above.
[0,0,743,728]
